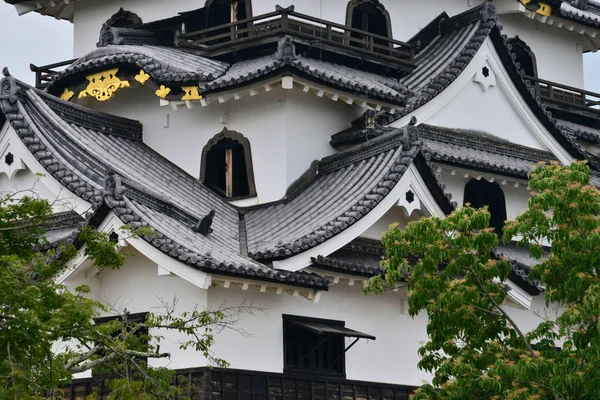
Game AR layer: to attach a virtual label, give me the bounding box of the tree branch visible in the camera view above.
[469,267,537,359]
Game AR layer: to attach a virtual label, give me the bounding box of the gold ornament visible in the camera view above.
[155,85,171,99]
[134,70,150,84]
[181,86,202,101]
[59,88,75,101]
[78,68,130,102]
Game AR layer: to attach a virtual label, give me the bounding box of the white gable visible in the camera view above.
[426,67,549,150]
[393,37,574,164]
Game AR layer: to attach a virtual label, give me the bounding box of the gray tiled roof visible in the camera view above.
[40,211,84,249]
[312,238,385,277]
[557,119,600,143]
[559,1,600,28]
[419,124,556,178]
[47,45,229,88]
[397,3,498,117]
[202,37,412,104]
[45,3,495,111]
[0,72,329,290]
[331,122,556,178]
[493,243,544,294]
[312,238,543,294]
[243,125,455,260]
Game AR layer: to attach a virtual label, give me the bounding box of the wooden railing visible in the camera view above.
[59,367,416,400]
[30,58,77,90]
[179,10,415,66]
[525,75,600,115]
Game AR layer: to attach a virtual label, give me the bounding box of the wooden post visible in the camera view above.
[225,148,233,198]
[281,12,289,31]
[231,1,238,41]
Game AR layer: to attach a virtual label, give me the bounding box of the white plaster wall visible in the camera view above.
[0,168,55,203]
[70,0,584,88]
[499,14,585,88]
[360,206,424,240]
[205,279,556,387]
[284,89,361,186]
[93,247,211,370]
[207,283,431,386]
[87,85,360,204]
[437,169,531,221]
[66,241,557,387]
[73,0,204,56]
[426,73,550,150]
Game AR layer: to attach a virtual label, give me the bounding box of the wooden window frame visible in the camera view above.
[345,0,393,39]
[463,179,507,235]
[200,128,257,200]
[204,0,253,24]
[282,314,347,379]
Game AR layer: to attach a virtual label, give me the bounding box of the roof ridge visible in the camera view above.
[419,124,553,162]
[318,121,418,174]
[489,28,591,165]
[439,1,497,34]
[1,69,144,141]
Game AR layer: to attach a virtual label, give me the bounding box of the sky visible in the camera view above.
[0,2,599,91]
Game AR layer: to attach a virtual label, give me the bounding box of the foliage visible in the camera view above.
[365,161,600,399]
[0,189,247,399]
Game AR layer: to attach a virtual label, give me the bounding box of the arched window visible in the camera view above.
[507,36,538,78]
[346,0,392,52]
[200,129,256,199]
[464,179,507,235]
[205,0,251,27]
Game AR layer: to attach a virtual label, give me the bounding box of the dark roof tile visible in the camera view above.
[0,73,329,290]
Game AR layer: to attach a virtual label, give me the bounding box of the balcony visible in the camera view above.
[30,58,77,90]
[177,9,416,72]
[525,76,600,116]
[59,367,416,400]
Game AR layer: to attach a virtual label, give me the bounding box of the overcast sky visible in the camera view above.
[0,2,599,91]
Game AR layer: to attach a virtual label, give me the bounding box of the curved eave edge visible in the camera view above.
[0,74,329,292]
[263,149,457,272]
[107,195,330,291]
[489,28,588,164]
[48,62,407,107]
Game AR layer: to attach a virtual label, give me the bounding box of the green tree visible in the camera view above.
[0,188,251,399]
[365,161,600,399]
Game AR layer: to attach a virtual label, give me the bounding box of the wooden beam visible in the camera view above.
[225,148,233,198]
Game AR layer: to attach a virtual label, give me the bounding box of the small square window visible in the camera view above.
[92,311,149,377]
[283,315,346,377]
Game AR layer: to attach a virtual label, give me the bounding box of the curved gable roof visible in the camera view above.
[0,71,329,290]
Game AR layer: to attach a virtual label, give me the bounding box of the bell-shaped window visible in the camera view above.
[184,0,252,33]
[346,0,392,52]
[507,36,538,78]
[201,129,256,199]
[206,0,250,27]
[464,179,507,235]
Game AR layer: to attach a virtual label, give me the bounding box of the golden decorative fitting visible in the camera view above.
[78,68,130,102]
[155,85,171,99]
[135,70,150,84]
[181,86,203,101]
[519,0,553,17]
[60,88,75,101]
[537,2,552,17]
